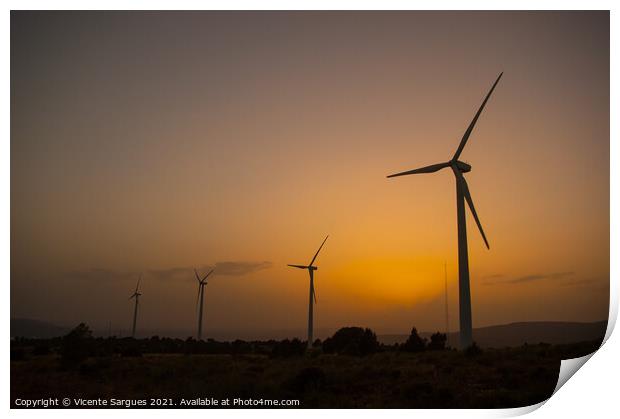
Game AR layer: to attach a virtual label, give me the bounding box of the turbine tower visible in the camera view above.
[288,235,329,349]
[129,276,142,338]
[387,73,502,349]
[194,268,214,340]
[444,262,449,336]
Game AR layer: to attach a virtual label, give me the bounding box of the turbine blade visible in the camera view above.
[288,264,309,269]
[452,72,502,161]
[203,269,215,281]
[309,235,329,266]
[194,268,201,283]
[387,162,450,178]
[455,170,490,249]
[312,284,317,304]
[135,276,141,294]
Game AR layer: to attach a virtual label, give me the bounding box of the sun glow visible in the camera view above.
[331,256,448,305]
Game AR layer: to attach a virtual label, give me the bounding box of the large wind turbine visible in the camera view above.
[129,276,142,338]
[288,235,329,348]
[194,268,214,340]
[387,73,502,349]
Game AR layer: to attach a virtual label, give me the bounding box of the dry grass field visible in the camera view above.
[11,339,601,408]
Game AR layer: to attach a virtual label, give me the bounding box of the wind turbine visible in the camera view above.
[194,268,214,341]
[387,73,502,349]
[288,235,329,349]
[129,276,142,338]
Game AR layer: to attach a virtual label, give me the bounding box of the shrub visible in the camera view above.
[322,327,379,356]
[10,348,25,361]
[120,343,142,357]
[231,339,252,355]
[427,332,447,350]
[60,323,94,365]
[286,367,326,393]
[401,327,427,352]
[33,343,51,356]
[465,341,483,357]
[271,338,306,358]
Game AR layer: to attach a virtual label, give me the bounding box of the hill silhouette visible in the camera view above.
[11,318,607,348]
[379,320,607,347]
[11,318,69,339]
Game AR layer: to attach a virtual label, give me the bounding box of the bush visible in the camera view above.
[33,343,51,356]
[427,332,447,350]
[10,348,25,361]
[465,341,482,357]
[286,367,326,393]
[401,328,427,352]
[322,327,379,356]
[230,339,253,355]
[61,323,94,365]
[271,338,306,358]
[120,344,143,357]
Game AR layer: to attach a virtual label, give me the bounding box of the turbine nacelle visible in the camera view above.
[130,276,142,299]
[287,264,318,271]
[287,235,328,273]
[453,160,471,173]
[195,268,214,285]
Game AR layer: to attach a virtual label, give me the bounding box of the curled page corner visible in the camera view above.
[499,400,546,417]
[553,352,596,395]
[501,318,615,416]
[547,303,618,401]
[546,313,615,401]
[499,351,599,417]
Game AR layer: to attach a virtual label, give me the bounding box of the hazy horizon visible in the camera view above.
[10,316,609,341]
[11,11,609,339]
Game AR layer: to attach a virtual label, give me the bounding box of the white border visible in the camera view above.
[3,2,616,418]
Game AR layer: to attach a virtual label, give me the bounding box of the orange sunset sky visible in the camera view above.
[11,11,609,338]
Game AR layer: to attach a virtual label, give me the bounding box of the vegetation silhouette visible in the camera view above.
[10,322,604,408]
[428,332,448,351]
[60,323,94,366]
[401,327,428,352]
[322,327,380,356]
[270,338,306,358]
[465,341,483,357]
[286,366,327,394]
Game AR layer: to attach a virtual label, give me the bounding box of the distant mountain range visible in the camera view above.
[11,317,607,348]
[379,320,608,348]
[11,318,70,339]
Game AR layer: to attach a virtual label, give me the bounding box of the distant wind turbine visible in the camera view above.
[288,235,329,349]
[387,73,502,349]
[129,276,142,338]
[194,268,214,341]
